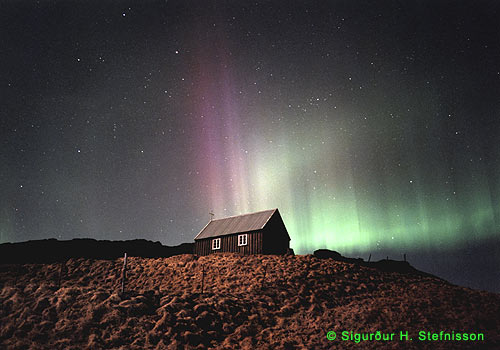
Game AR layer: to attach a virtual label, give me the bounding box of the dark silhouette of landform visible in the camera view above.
[0,239,194,264]
[313,249,440,278]
[0,240,499,349]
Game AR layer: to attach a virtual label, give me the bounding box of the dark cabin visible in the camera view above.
[193,208,290,256]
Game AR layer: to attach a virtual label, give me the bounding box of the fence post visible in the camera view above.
[403,253,406,262]
[262,264,267,289]
[121,252,127,294]
[57,261,63,289]
[201,264,205,294]
[368,254,371,263]
[14,264,20,287]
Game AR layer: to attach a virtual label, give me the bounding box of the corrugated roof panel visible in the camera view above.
[194,209,277,240]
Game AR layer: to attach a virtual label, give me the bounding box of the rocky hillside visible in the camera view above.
[1,253,499,349]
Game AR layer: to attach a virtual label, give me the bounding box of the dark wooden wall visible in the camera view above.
[194,231,263,256]
[262,211,290,254]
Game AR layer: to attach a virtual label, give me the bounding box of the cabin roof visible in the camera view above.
[194,208,278,240]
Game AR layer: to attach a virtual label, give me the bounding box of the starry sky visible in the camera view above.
[2,0,500,291]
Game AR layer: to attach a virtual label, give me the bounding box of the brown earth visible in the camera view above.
[0,253,499,349]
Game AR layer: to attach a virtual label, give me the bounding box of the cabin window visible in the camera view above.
[212,238,221,250]
[238,234,248,246]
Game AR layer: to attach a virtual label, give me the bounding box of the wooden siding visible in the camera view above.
[262,211,290,254]
[194,231,263,256]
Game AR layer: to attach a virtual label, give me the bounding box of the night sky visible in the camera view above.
[2,1,500,291]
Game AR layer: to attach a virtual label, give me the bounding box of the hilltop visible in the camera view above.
[0,253,499,349]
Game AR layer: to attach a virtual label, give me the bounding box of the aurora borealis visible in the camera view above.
[2,1,500,291]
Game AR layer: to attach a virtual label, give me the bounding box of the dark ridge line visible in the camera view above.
[0,238,194,264]
[313,249,444,280]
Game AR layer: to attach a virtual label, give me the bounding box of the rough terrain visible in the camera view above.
[1,253,499,349]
